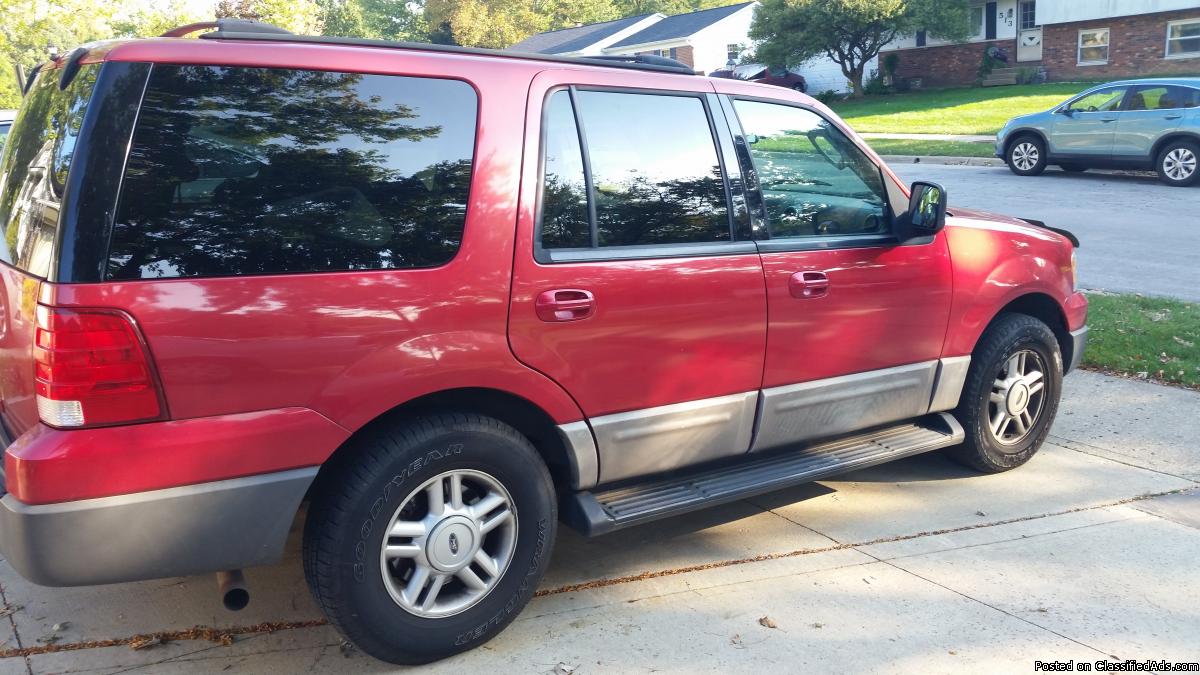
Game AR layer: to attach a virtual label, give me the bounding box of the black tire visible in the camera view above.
[1005,135,1047,176]
[1155,139,1200,187]
[1058,163,1087,173]
[948,313,1063,473]
[303,413,557,664]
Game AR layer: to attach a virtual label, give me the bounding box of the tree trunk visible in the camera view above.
[848,66,866,98]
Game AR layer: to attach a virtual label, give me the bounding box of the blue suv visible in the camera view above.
[996,78,1200,186]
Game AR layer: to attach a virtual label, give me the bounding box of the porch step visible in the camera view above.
[563,413,965,536]
[983,75,1019,87]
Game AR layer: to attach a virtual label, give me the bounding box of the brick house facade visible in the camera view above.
[1041,9,1200,81]
[889,39,1017,87]
[881,1,1200,87]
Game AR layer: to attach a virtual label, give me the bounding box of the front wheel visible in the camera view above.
[948,313,1063,473]
[1005,136,1047,176]
[303,413,557,664]
[1156,140,1199,187]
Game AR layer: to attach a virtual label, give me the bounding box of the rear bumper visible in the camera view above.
[0,468,315,586]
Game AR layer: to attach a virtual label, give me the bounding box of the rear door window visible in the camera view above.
[538,89,732,254]
[0,64,100,277]
[108,66,477,280]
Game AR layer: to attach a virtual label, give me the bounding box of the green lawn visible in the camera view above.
[864,138,995,158]
[1083,293,1200,389]
[829,83,1088,135]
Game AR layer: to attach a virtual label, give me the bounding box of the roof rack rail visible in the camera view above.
[192,31,700,76]
[586,54,693,73]
[160,19,292,39]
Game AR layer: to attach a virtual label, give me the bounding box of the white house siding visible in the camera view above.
[1038,0,1200,25]
[797,55,879,94]
[888,0,1019,50]
[687,4,758,74]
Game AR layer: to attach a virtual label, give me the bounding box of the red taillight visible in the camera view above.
[33,305,165,428]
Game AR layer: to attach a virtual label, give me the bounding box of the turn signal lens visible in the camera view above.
[33,306,165,428]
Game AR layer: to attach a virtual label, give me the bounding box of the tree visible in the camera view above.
[749,0,970,98]
[317,0,429,40]
[216,0,324,34]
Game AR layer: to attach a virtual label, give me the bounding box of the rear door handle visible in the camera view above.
[1100,117,1117,123]
[789,271,830,299]
[535,289,595,322]
[1165,114,1183,120]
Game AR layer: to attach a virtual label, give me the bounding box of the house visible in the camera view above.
[509,1,865,93]
[881,0,1200,87]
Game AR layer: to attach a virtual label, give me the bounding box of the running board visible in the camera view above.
[564,413,964,536]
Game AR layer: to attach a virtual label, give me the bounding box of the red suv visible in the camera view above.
[0,21,1087,665]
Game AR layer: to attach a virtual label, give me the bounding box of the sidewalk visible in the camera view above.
[862,132,995,143]
[1,370,1197,673]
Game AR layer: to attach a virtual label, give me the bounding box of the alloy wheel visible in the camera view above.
[987,349,1047,447]
[379,469,517,618]
[1163,147,1197,181]
[1011,142,1039,171]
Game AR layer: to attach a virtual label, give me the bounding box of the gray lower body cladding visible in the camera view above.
[0,467,316,586]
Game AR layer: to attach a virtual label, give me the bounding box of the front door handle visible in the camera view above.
[1165,114,1183,120]
[535,289,595,322]
[789,271,830,299]
[1100,117,1117,123]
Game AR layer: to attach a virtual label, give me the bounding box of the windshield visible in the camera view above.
[0,64,100,277]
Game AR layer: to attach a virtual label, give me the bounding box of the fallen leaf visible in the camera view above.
[758,616,777,629]
[553,663,577,674]
[975,510,987,517]
[129,636,164,651]
[0,605,22,618]
[730,633,744,648]
[811,622,825,629]
[1173,336,1194,347]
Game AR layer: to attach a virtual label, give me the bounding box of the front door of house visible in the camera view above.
[1017,1,1042,62]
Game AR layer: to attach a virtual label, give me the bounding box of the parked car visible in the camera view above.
[0,110,15,148]
[735,63,808,92]
[0,20,1086,666]
[996,77,1200,186]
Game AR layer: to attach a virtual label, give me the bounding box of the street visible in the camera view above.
[1,371,1197,673]
[891,162,1200,301]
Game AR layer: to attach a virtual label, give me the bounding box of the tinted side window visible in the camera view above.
[573,90,730,248]
[732,100,888,239]
[1067,87,1127,112]
[108,66,477,280]
[0,64,99,277]
[540,91,591,249]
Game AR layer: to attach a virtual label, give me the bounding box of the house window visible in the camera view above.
[969,5,985,39]
[1078,28,1109,65]
[1166,18,1200,58]
[726,43,740,62]
[1019,1,1036,30]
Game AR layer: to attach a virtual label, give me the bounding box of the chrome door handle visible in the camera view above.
[788,271,830,299]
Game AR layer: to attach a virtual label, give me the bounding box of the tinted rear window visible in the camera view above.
[0,65,99,277]
[107,66,477,280]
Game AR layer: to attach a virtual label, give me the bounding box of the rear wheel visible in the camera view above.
[1156,139,1199,187]
[948,314,1062,473]
[1005,135,1047,176]
[303,413,557,664]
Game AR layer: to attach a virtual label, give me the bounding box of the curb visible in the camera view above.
[879,155,1005,167]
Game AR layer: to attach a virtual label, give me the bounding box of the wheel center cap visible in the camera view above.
[426,516,477,572]
[1006,382,1030,416]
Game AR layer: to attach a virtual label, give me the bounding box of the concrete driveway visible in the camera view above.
[890,163,1200,301]
[1,370,1197,674]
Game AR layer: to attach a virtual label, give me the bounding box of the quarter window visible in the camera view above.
[1167,18,1200,58]
[731,100,888,239]
[1078,28,1110,65]
[538,89,732,252]
[108,66,477,280]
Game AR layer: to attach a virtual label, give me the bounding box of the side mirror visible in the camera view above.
[900,181,947,238]
[1055,107,1074,116]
